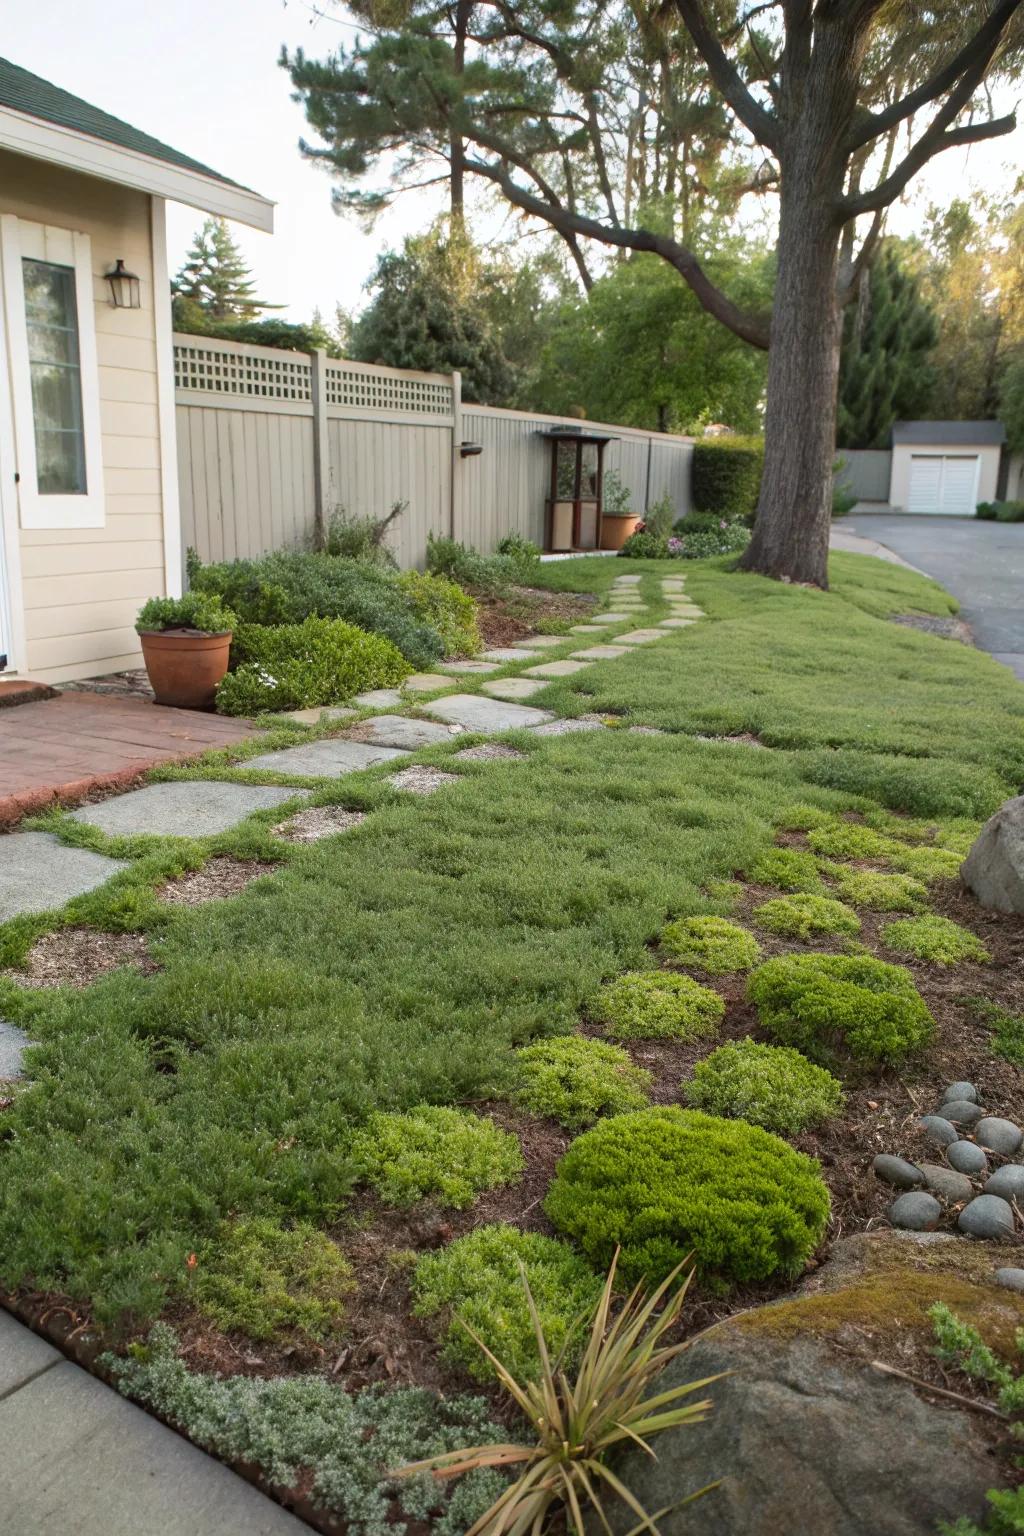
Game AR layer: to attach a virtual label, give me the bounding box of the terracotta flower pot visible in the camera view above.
[139,629,233,710]
[600,514,642,551]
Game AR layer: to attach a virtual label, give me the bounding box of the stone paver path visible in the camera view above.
[244,739,406,777]
[70,782,303,840]
[618,629,665,644]
[0,832,127,921]
[481,678,549,700]
[346,715,460,750]
[0,1018,31,1077]
[571,645,629,660]
[424,694,555,732]
[353,688,404,708]
[401,673,455,693]
[518,634,567,649]
[438,659,500,674]
[284,704,358,725]
[480,647,537,662]
[523,659,590,678]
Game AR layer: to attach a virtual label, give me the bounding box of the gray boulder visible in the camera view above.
[959,1194,1015,1240]
[961,794,1024,913]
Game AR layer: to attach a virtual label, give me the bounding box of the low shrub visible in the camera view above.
[661,915,762,973]
[683,1040,844,1134]
[192,1218,353,1342]
[618,529,673,559]
[772,803,836,833]
[544,1107,830,1287]
[136,591,236,634]
[216,616,409,715]
[496,531,542,563]
[673,522,751,558]
[642,494,677,539]
[511,1037,651,1129]
[746,847,824,893]
[826,866,929,912]
[412,1225,604,1382]
[598,970,725,1041]
[691,436,764,521]
[753,892,861,940]
[806,819,895,860]
[976,500,1024,523]
[748,952,935,1065]
[887,844,964,881]
[351,1106,523,1209]
[426,533,537,594]
[397,570,481,657]
[882,915,989,966]
[800,749,1006,821]
[325,501,405,567]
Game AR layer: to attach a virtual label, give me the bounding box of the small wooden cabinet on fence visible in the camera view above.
[541,427,616,552]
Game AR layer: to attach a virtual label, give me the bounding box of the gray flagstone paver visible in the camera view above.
[437,659,500,674]
[0,1019,32,1079]
[518,635,569,649]
[480,647,538,662]
[612,574,642,583]
[532,718,607,735]
[523,659,591,678]
[345,715,461,750]
[659,618,697,629]
[618,629,665,644]
[425,694,554,732]
[481,677,549,700]
[569,624,607,634]
[283,705,358,724]
[0,832,127,922]
[70,782,306,839]
[244,739,407,777]
[353,688,404,708]
[570,645,629,660]
[590,613,634,625]
[401,673,455,693]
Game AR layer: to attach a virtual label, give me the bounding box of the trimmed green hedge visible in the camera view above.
[691,436,764,521]
[216,616,409,715]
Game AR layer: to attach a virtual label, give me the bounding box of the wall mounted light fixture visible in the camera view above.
[105,259,141,309]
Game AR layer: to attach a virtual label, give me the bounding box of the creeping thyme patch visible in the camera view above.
[661,915,762,973]
[511,1036,650,1128]
[753,893,861,941]
[192,1218,353,1343]
[745,847,824,893]
[598,970,725,1041]
[351,1106,524,1209]
[881,915,989,967]
[825,866,929,912]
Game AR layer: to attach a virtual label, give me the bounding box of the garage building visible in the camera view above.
[889,421,1005,516]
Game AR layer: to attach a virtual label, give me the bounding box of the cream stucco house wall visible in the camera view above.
[0,58,272,684]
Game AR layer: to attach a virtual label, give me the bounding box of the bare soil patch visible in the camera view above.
[159,857,279,905]
[476,586,596,647]
[7,927,158,988]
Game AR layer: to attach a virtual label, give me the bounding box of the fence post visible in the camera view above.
[310,348,330,550]
[450,369,463,542]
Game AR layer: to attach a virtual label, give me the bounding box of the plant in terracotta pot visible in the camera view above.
[136,592,237,710]
[599,469,641,550]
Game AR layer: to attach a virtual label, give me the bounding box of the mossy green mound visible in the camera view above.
[512,1036,650,1129]
[748,952,934,1065]
[887,844,964,881]
[882,914,989,966]
[661,915,762,973]
[754,892,861,941]
[351,1106,524,1209]
[827,866,928,912]
[806,820,895,861]
[193,1217,353,1343]
[745,847,824,893]
[599,970,725,1041]
[683,1040,844,1134]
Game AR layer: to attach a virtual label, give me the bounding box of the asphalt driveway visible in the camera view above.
[842,513,1024,681]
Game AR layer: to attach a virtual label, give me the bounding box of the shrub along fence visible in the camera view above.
[173,335,694,570]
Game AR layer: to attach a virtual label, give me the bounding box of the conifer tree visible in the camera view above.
[837,246,939,449]
[172,217,270,320]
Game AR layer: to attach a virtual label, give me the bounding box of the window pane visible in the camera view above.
[555,441,577,498]
[22,259,87,495]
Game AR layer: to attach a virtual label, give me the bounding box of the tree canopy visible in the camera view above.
[172,218,273,320]
[837,244,938,450]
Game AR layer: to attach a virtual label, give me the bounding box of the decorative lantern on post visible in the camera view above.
[105,260,141,309]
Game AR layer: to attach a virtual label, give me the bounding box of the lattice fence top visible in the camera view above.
[324,361,453,416]
[174,342,312,401]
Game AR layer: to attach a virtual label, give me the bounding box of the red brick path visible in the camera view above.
[0,692,260,827]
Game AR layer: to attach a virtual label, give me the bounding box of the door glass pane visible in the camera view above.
[555,441,577,498]
[22,259,87,495]
[580,443,598,497]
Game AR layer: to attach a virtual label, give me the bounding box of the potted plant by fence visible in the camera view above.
[599,470,642,550]
[135,592,237,710]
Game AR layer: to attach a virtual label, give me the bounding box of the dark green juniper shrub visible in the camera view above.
[881,914,989,966]
[826,866,929,912]
[511,1036,651,1129]
[660,915,762,973]
[412,1225,603,1383]
[191,1217,353,1342]
[351,1106,523,1209]
[748,952,935,1065]
[745,847,824,893]
[683,1040,844,1135]
[544,1107,830,1287]
[106,1324,508,1535]
[598,970,725,1042]
[753,892,861,941]
[216,617,409,715]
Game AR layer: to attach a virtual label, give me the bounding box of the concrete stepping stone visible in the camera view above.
[353,688,404,709]
[618,629,666,644]
[591,613,634,625]
[345,715,460,750]
[570,624,607,634]
[283,705,358,725]
[402,673,455,693]
[0,1019,32,1079]
[659,618,697,629]
[454,742,526,762]
[518,635,568,649]
[425,693,554,733]
[387,766,462,796]
[70,782,305,840]
[570,645,629,660]
[482,677,549,701]
[0,832,128,922]
[244,739,407,777]
[480,647,537,662]
[532,717,607,735]
[438,659,500,674]
[524,659,591,678]
[613,574,642,584]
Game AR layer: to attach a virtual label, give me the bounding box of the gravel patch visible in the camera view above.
[8,928,157,988]
[453,743,526,763]
[160,857,279,904]
[273,807,367,843]
[891,614,973,643]
[386,766,462,796]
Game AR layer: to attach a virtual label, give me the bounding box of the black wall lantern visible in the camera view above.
[105,259,141,309]
[459,440,483,458]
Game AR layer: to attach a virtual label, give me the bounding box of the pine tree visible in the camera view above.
[837,245,938,450]
[172,217,271,320]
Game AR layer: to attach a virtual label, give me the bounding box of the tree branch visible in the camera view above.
[844,111,1016,217]
[845,0,1023,152]
[672,0,780,152]
[463,152,772,348]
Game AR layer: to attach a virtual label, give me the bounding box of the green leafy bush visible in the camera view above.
[598,971,725,1041]
[106,1324,508,1534]
[931,1303,1024,1415]
[826,866,929,912]
[618,529,673,559]
[351,1106,523,1209]
[496,531,542,563]
[746,847,824,893]
[976,500,1024,523]
[661,915,762,973]
[806,819,895,860]
[683,1040,844,1134]
[324,501,405,567]
[674,522,751,558]
[426,533,537,594]
[216,616,409,715]
[511,1037,650,1129]
[192,550,443,666]
[643,494,677,539]
[192,1218,353,1342]
[412,1225,603,1382]
[136,592,236,634]
[748,952,935,1065]
[881,914,989,966]
[544,1107,830,1287]
[753,892,861,940]
[691,436,764,521]
[397,569,481,657]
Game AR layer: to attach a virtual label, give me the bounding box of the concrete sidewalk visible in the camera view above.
[0,1310,307,1535]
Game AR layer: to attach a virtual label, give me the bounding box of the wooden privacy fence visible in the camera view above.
[174,334,694,569]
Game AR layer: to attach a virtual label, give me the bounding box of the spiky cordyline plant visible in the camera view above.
[393,1251,721,1536]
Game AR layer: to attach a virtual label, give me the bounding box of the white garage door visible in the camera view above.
[907,454,979,515]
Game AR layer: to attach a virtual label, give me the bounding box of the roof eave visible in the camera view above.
[0,103,274,232]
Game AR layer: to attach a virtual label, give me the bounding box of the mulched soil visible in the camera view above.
[158,857,280,905]
[273,807,367,843]
[4,927,158,988]
[476,585,596,647]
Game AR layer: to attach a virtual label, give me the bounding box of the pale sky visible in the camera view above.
[4,0,1022,322]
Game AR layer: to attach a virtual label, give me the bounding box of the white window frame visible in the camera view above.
[0,214,105,529]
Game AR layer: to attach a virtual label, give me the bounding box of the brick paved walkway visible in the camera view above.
[0,692,259,827]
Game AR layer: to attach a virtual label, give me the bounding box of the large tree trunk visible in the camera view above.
[450,0,471,230]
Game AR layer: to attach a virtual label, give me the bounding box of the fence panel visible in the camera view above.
[836,450,892,503]
[325,416,452,569]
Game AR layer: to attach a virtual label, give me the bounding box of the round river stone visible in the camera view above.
[918,1115,959,1148]
[942,1082,978,1104]
[872,1154,923,1190]
[994,1268,1024,1293]
[890,1192,942,1231]
[984,1165,1024,1203]
[947,1141,989,1176]
[975,1118,1023,1156]
[919,1163,974,1204]
[958,1194,1015,1239]
[938,1099,984,1127]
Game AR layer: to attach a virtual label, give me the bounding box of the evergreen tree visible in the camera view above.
[172,218,271,320]
[837,245,938,450]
